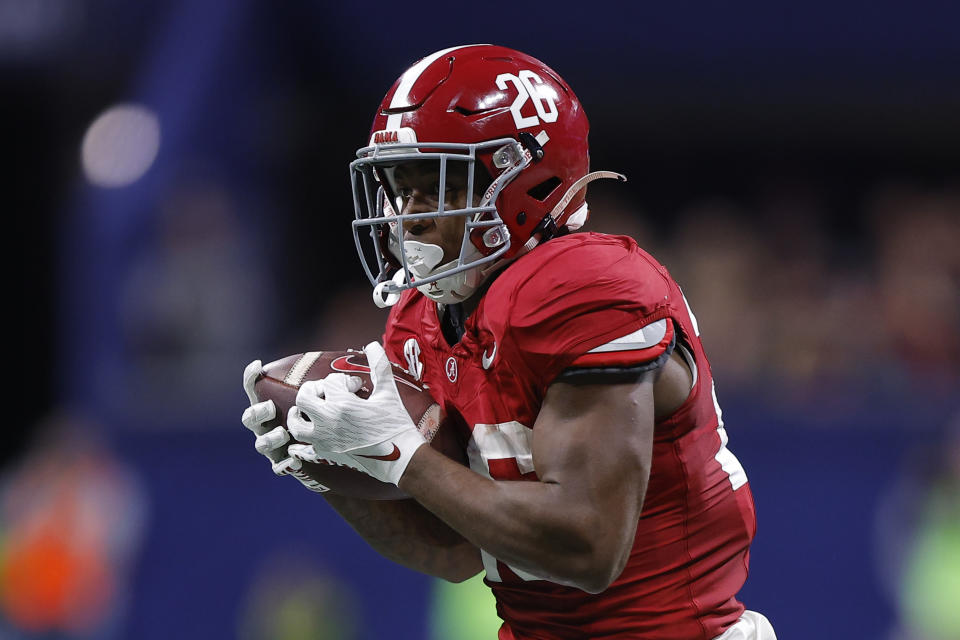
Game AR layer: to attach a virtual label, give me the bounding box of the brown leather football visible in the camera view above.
[252,349,465,500]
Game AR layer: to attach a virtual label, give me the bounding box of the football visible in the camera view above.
[252,349,465,500]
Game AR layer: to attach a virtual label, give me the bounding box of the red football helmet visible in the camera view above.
[349,44,624,306]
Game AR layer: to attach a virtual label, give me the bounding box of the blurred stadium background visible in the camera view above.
[5,0,959,638]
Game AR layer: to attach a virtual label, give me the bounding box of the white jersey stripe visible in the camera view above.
[386,44,490,130]
[587,318,668,354]
[710,382,748,490]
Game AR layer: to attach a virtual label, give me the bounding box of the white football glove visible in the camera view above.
[287,341,427,486]
[241,359,329,493]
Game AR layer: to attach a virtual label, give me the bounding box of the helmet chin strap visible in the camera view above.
[372,240,487,308]
[403,240,486,304]
[417,260,490,304]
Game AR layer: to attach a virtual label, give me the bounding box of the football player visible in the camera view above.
[243,45,776,640]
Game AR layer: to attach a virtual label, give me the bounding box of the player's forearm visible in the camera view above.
[399,447,636,593]
[322,493,483,582]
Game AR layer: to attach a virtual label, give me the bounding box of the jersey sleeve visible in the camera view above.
[566,318,675,368]
[556,318,676,383]
[498,234,675,386]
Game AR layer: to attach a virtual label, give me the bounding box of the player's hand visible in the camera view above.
[241,359,328,492]
[287,341,427,485]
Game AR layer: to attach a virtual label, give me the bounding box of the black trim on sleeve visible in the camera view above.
[556,332,676,385]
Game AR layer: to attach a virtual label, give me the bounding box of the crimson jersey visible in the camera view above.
[382,232,756,640]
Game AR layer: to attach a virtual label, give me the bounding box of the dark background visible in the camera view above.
[4,1,959,638]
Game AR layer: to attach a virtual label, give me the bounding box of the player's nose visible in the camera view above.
[402,213,436,239]
[401,192,437,232]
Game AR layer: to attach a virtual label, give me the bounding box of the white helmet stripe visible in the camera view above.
[385,44,490,130]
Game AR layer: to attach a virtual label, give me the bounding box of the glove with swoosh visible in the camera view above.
[241,359,329,492]
[286,341,427,486]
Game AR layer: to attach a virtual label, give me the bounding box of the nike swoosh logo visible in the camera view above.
[330,354,371,374]
[482,343,497,370]
[331,354,423,392]
[357,443,401,461]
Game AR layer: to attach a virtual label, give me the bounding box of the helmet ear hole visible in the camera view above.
[527,176,562,202]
